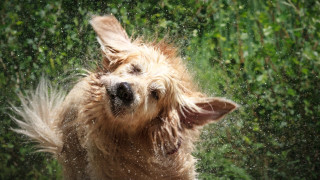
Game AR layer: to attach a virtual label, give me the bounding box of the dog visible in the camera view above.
[12,15,237,179]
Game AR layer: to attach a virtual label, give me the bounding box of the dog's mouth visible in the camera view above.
[106,82,136,117]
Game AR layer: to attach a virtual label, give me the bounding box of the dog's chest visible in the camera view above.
[85,139,195,180]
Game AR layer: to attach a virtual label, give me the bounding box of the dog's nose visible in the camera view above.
[116,82,134,105]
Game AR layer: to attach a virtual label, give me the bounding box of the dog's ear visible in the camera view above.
[90,15,132,69]
[180,97,238,128]
[90,15,131,52]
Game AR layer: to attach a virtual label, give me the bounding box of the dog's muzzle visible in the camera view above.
[107,81,135,115]
[116,82,134,105]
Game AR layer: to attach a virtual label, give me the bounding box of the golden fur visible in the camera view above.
[12,15,237,179]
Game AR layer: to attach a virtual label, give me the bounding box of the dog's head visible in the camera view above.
[86,16,237,138]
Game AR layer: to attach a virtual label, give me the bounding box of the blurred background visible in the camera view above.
[1,0,319,179]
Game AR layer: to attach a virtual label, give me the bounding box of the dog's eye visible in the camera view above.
[150,89,159,100]
[129,64,142,74]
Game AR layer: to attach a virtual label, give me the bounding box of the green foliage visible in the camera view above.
[188,0,320,179]
[1,0,319,179]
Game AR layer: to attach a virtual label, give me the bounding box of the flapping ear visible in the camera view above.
[180,97,238,128]
[90,15,132,70]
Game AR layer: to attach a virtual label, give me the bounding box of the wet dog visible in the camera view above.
[12,15,237,179]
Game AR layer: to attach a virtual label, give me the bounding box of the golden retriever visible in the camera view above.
[12,15,237,179]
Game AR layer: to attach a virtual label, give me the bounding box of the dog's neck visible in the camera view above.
[86,122,183,156]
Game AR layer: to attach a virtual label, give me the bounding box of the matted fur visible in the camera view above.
[12,15,237,179]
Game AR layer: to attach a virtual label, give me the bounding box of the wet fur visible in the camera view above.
[12,15,237,179]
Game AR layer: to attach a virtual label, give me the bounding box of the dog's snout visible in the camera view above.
[116,82,134,105]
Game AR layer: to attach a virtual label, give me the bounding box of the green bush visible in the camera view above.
[1,0,319,179]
